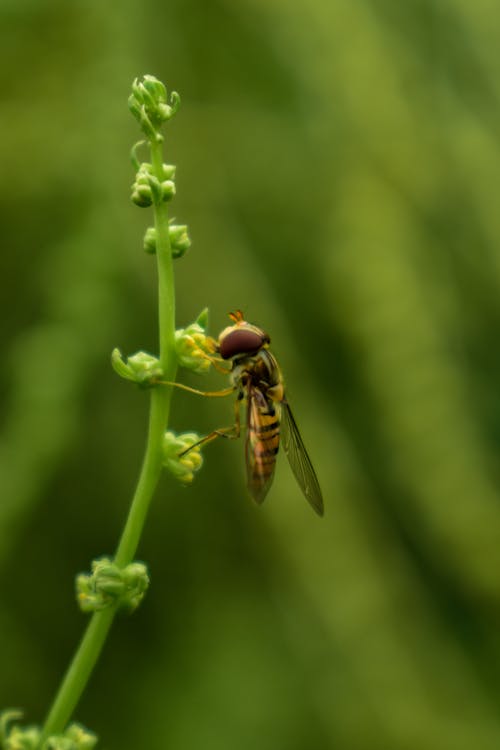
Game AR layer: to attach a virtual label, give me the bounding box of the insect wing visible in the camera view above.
[245,386,280,504]
[282,401,324,516]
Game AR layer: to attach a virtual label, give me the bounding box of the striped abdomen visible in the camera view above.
[246,390,281,504]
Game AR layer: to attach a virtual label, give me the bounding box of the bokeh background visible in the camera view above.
[2,1,500,748]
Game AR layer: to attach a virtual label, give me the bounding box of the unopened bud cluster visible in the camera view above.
[0,711,96,750]
[111,349,163,386]
[131,161,176,207]
[76,558,150,614]
[128,75,180,141]
[112,310,215,386]
[144,222,191,258]
[162,432,204,484]
[175,308,215,374]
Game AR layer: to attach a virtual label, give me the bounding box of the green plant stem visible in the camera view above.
[38,609,115,743]
[39,137,176,745]
[150,138,177,377]
[116,139,177,567]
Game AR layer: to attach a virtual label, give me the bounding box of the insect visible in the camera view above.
[172,311,324,516]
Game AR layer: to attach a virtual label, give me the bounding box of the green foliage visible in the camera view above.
[2,2,500,750]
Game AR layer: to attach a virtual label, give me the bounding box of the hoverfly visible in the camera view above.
[173,311,324,516]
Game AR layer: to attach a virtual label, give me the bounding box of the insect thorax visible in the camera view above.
[231,349,283,399]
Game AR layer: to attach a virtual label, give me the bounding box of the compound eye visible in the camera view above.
[219,329,266,359]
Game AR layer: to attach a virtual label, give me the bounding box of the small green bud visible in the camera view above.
[0,711,40,750]
[0,714,97,750]
[142,74,167,103]
[121,563,151,610]
[143,223,191,258]
[163,431,204,484]
[62,725,97,750]
[44,724,97,750]
[111,349,163,386]
[0,711,24,746]
[127,93,143,121]
[5,726,40,750]
[161,180,176,202]
[157,103,172,121]
[157,91,181,122]
[142,163,154,177]
[76,558,149,613]
[122,350,162,381]
[1,710,20,740]
[175,309,215,374]
[162,163,176,180]
[136,162,153,180]
[169,223,191,258]
[131,77,157,110]
[144,226,157,254]
[130,77,143,99]
[131,184,153,207]
[131,162,157,206]
[131,160,176,207]
[128,93,156,140]
[129,75,180,138]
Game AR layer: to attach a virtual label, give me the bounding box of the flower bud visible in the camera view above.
[136,162,153,179]
[162,431,204,484]
[175,309,215,374]
[131,160,176,207]
[76,558,149,613]
[0,711,40,750]
[111,349,163,386]
[64,724,97,750]
[127,95,142,122]
[131,162,157,206]
[162,163,176,180]
[128,102,156,140]
[142,74,167,103]
[129,76,180,138]
[131,184,153,207]
[161,180,176,202]
[143,224,191,258]
[0,713,98,750]
[143,226,157,254]
[169,223,191,258]
[157,102,173,121]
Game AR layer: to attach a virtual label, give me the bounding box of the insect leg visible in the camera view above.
[191,349,231,374]
[179,398,242,456]
[154,380,236,398]
[210,358,232,374]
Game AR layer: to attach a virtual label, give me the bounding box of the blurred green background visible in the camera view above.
[2,1,500,748]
